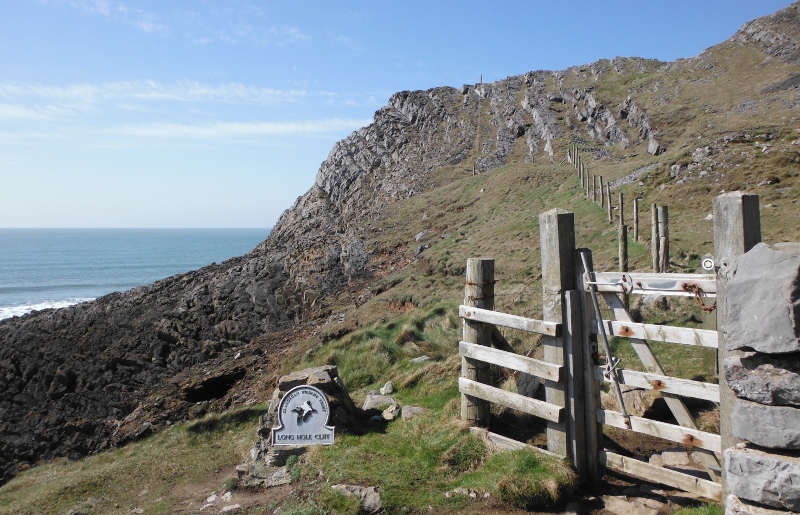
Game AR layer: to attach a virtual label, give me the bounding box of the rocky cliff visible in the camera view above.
[2,2,800,485]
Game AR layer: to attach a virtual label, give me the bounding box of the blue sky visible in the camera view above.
[0,1,793,228]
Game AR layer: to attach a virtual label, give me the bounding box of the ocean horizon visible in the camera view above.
[0,228,270,321]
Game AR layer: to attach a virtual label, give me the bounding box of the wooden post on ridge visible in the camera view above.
[584,166,589,197]
[539,209,576,461]
[657,205,669,272]
[618,192,625,227]
[651,203,660,272]
[600,177,605,208]
[714,192,761,505]
[461,258,495,427]
[606,184,613,223]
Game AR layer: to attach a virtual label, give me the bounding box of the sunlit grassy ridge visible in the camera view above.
[0,406,267,515]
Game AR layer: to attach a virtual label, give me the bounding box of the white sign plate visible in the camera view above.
[272,385,335,446]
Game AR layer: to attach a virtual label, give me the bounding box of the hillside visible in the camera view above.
[1,1,800,496]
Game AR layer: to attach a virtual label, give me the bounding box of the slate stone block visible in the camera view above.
[725,447,800,512]
[727,243,800,354]
[733,399,800,449]
[725,353,800,406]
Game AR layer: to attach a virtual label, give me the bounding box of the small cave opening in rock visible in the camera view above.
[182,368,247,403]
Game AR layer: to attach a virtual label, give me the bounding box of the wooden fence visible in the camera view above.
[458,193,762,505]
[568,144,672,273]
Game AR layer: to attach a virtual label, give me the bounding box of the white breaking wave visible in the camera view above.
[0,298,95,321]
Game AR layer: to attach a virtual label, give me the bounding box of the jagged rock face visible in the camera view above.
[733,2,800,64]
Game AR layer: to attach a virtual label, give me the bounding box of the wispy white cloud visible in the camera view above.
[41,0,168,34]
[216,24,309,47]
[44,1,310,45]
[0,103,51,120]
[0,80,308,107]
[0,102,76,120]
[114,119,371,139]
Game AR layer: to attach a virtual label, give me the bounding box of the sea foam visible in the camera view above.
[0,298,95,321]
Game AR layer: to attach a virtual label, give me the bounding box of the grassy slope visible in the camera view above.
[3,26,800,514]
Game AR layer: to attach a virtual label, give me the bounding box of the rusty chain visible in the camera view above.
[682,282,716,313]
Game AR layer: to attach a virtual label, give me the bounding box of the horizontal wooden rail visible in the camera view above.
[469,428,563,459]
[601,451,722,502]
[588,272,716,297]
[595,367,720,402]
[593,319,718,348]
[460,341,562,381]
[598,409,722,453]
[459,305,561,336]
[458,377,562,423]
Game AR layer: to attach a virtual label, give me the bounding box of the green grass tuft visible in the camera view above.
[456,449,577,510]
[675,503,723,515]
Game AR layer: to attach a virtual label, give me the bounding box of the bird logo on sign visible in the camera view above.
[291,400,317,425]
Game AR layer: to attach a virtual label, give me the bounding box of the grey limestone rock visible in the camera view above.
[732,399,800,449]
[725,446,800,512]
[727,243,800,354]
[331,484,384,515]
[725,353,800,406]
[379,381,394,395]
[361,393,399,412]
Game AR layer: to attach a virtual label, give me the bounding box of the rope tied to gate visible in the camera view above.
[682,282,716,313]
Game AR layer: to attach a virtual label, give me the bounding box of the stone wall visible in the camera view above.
[723,243,800,514]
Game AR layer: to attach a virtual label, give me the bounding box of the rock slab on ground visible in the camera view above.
[331,484,384,515]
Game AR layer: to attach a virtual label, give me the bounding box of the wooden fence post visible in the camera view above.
[713,192,761,504]
[619,225,629,308]
[575,248,602,482]
[586,169,591,198]
[539,209,576,460]
[606,184,613,223]
[600,177,605,207]
[657,205,669,272]
[633,198,640,242]
[564,289,587,480]
[618,192,625,227]
[461,258,495,427]
[651,203,660,272]
[592,175,597,202]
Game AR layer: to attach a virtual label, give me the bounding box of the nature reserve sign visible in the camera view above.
[272,385,335,446]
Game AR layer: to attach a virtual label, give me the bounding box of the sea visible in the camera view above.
[0,228,269,321]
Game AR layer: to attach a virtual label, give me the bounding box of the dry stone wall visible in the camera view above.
[723,243,800,514]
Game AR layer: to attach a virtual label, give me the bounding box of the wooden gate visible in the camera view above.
[457,193,762,504]
[578,264,722,501]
